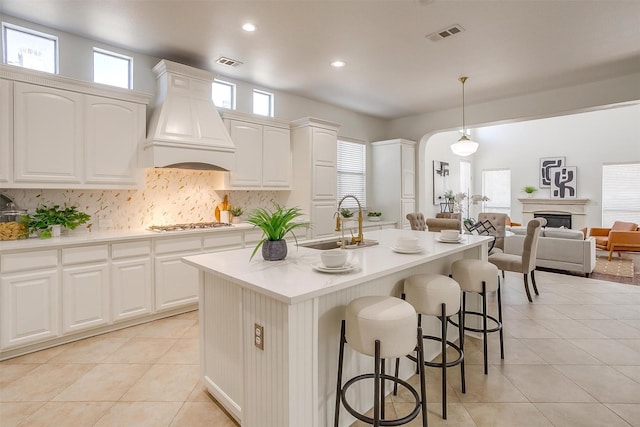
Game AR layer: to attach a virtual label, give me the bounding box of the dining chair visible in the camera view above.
[406,212,427,231]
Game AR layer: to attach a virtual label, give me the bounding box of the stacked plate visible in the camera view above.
[436,236,463,243]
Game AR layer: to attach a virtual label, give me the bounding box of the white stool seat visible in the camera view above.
[451,259,499,293]
[404,274,461,317]
[346,296,417,359]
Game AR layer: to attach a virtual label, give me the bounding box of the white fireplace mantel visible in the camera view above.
[519,198,590,229]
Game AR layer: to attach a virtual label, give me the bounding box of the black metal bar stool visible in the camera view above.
[394,274,465,420]
[450,258,503,375]
[334,295,428,427]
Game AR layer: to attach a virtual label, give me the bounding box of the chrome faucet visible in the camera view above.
[335,195,364,247]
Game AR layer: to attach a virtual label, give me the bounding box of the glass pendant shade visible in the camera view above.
[451,76,478,156]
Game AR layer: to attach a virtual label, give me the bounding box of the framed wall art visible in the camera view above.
[550,166,577,198]
[433,160,449,205]
[540,157,565,188]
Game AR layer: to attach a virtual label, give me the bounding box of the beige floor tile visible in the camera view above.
[499,364,596,403]
[135,318,196,339]
[502,319,559,339]
[592,305,640,320]
[186,381,212,402]
[181,323,199,339]
[0,402,44,427]
[349,401,397,427]
[534,318,609,339]
[535,403,632,427]
[464,402,553,426]
[17,401,113,427]
[120,364,200,402]
[93,402,182,427]
[0,364,95,402]
[606,403,640,426]
[613,365,640,383]
[394,402,476,426]
[569,339,640,365]
[100,322,153,338]
[171,310,199,321]
[0,364,38,388]
[451,365,528,403]
[550,304,612,320]
[157,339,199,364]
[102,337,176,364]
[554,365,640,403]
[510,304,569,320]
[520,338,602,365]
[47,336,129,364]
[618,339,640,354]
[170,401,238,426]
[53,363,150,401]
[1,345,66,364]
[579,319,640,339]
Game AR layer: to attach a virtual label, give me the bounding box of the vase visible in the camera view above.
[51,224,62,237]
[262,239,288,261]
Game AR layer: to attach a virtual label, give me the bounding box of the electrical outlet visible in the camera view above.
[254,323,264,350]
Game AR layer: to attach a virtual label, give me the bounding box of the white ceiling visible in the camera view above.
[2,0,640,119]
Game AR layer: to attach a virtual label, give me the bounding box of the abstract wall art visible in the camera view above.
[539,157,565,188]
[550,166,577,198]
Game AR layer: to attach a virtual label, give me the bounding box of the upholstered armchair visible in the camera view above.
[588,221,640,260]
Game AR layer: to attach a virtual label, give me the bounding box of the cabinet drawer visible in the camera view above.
[1,249,58,273]
[112,241,151,259]
[203,233,243,250]
[244,229,265,245]
[155,236,202,254]
[62,245,109,265]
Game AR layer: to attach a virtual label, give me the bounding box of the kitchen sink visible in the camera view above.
[298,239,379,250]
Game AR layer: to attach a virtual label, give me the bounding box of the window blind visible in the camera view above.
[602,162,640,227]
[337,140,366,209]
[482,169,511,216]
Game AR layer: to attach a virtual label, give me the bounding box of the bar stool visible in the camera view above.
[334,295,427,427]
[395,274,465,420]
[450,259,503,375]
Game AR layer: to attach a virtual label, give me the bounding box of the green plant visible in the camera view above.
[229,206,244,217]
[340,208,354,218]
[367,211,382,217]
[21,205,91,238]
[246,203,310,260]
[523,185,538,194]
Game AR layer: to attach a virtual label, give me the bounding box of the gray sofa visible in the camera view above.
[505,227,596,276]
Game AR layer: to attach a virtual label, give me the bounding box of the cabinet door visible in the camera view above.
[262,126,291,188]
[112,257,152,322]
[401,199,416,230]
[401,143,415,199]
[13,82,83,184]
[311,201,338,238]
[154,252,200,312]
[228,120,262,187]
[0,79,11,184]
[312,127,337,199]
[84,95,143,186]
[1,269,59,349]
[62,262,110,333]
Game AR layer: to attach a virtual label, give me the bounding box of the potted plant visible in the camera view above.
[340,208,354,218]
[228,206,244,224]
[21,205,91,238]
[523,185,538,197]
[367,211,382,222]
[246,203,310,261]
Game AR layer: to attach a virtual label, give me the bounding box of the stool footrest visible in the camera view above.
[407,335,464,368]
[449,311,502,334]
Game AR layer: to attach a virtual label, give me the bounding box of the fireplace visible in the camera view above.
[535,213,571,228]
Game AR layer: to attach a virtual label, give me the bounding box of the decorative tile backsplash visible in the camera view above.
[4,169,288,231]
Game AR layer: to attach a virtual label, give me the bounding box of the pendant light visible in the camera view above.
[450,76,479,156]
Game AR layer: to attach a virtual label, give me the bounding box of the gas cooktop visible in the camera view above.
[148,222,233,232]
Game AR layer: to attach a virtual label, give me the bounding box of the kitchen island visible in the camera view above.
[183,228,491,427]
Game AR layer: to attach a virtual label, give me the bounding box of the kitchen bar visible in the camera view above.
[183,228,492,427]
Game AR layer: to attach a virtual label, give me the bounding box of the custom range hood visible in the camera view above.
[144,60,235,171]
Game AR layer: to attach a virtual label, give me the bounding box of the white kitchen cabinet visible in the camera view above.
[154,236,202,312]
[111,241,152,322]
[13,82,83,185]
[61,245,109,333]
[215,111,291,190]
[0,79,11,184]
[371,139,416,229]
[84,95,144,186]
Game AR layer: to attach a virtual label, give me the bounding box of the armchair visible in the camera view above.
[589,221,640,260]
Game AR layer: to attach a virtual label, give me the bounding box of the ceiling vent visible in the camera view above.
[426,24,465,42]
[216,56,243,67]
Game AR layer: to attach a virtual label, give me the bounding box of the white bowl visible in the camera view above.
[321,249,348,268]
[440,230,460,241]
[396,236,419,250]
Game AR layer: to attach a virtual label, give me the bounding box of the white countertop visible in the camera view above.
[183,229,491,304]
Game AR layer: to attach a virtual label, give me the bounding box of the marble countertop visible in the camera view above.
[183,229,491,304]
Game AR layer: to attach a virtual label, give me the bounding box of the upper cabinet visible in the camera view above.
[0,64,150,189]
[214,111,292,190]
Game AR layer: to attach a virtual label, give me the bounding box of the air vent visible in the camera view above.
[216,56,243,67]
[426,24,465,42]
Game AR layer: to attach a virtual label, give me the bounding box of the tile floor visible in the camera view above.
[2,268,640,426]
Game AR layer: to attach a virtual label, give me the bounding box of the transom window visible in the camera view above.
[602,162,640,227]
[482,169,511,216]
[2,22,58,74]
[212,79,236,109]
[337,140,367,209]
[253,89,274,117]
[93,48,132,89]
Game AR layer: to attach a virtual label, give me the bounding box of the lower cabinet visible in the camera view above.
[111,241,152,322]
[154,237,201,312]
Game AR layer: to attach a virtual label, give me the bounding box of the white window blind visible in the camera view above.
[482,169,511,216]
[337,140,366,209]
[602,162,640,227]
[460,160,471,194]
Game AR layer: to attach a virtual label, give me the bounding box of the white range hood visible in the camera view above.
[144,60,236,171]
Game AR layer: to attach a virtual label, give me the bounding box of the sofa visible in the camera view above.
[505,227,596,276]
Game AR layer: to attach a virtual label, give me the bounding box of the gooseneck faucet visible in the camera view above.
[335,195,364,246]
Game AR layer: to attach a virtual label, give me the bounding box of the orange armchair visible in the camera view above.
[588,221,640,260]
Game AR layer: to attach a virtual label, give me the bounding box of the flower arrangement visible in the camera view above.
[452,192,489,222]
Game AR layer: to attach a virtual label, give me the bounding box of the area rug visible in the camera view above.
[594,255,635,278]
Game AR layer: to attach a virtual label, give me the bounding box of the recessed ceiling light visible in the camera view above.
[331,60,346,68]
[242,23,256,32]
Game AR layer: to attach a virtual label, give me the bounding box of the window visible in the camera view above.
[212,79,236,109]
[460,160,471,194]
[2,22,58,73]
[253,89,274,117]
[482,169,511,216]
[93,48,132,89]
[337,140,366,209]
[602,162,640,227]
